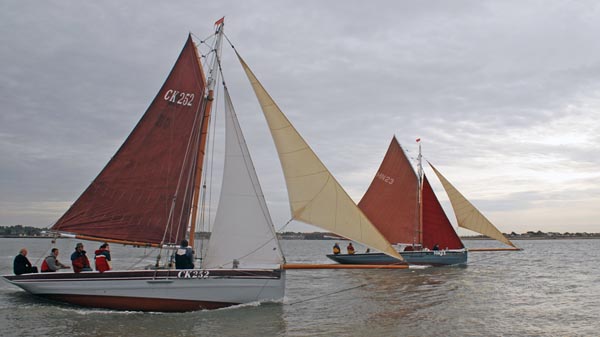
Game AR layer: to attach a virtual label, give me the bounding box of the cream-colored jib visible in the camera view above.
[238,53,402,260]
[429,163,517,248]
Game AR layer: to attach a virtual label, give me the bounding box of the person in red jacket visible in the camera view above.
[94,243,112,273]
[70,243,92,273]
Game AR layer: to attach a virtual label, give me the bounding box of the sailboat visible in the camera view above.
[327,136,518,266]
[2,19,402,311]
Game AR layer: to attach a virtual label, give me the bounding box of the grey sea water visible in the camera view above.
[1,237,599,337]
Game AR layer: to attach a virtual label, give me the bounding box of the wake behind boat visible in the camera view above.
[327,137,518,266]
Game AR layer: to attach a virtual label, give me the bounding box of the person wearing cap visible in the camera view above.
[175,239,194,269]
[71,243,92,273]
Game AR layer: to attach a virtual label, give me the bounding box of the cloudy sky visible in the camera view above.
[1,1,599,235]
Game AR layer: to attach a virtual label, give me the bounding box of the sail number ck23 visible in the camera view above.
[164,89,195,106]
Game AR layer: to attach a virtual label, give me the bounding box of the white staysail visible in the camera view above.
[237,53,402,260]
[203,88,284,269]
[429,163,517,248]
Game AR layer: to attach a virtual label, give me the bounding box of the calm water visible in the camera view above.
[1,238,599,337]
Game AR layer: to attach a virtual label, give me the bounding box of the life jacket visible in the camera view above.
[41,257,51,272]
[347,245,355,255]
[333,246,341,254]
[94,249,111,273]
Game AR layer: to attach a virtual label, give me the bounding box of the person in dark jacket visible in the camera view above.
[71,243,92,273]
[332,243,341,255]
[13,248,38,275]
[175,239,194,269]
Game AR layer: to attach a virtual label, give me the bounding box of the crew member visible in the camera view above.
[175,239,194,269]
[41,248,70,272]
[71,243,92,273]
[14,248,37,275]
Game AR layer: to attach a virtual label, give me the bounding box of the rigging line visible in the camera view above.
[288,283,368,306]
[156,83,207,273]
[191,32,216,49]
[127,247,161,270]
[199,79,220,261]
[277,218,294,233]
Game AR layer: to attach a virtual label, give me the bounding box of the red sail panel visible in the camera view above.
[421,175,464,250]
[358,137,419,244]
[52,35,207,245]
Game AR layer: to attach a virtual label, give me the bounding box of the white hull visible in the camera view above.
[2,269,285,312]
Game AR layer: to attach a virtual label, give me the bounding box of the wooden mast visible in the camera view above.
[189,20,225,248]
[417,139,423,246]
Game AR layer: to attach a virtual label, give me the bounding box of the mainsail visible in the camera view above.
[358,137,464,250]
[358,137,419,244]
[52,35,207,245]
[203,88,284,269]
[237,54,401,260]
[429,163,517,248]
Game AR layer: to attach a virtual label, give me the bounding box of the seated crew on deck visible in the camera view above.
[175,239,195,269]
[333,243,341,255]
[13,248,38,275]
[346,242,355,255]
[71,243,92,273]
[432,244,440,251]
[41,248,70,272]
[94,243,112,273]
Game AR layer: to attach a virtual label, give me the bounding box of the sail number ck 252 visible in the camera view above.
[164,89,195,106]
[177,270,210,279]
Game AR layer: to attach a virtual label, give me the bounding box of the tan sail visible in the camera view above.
[237,53,402,260]
[429,163,517,248]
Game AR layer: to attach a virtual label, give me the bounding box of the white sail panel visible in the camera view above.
[203,88,284,269]
[237,53,402,260]
[429,163,517,248]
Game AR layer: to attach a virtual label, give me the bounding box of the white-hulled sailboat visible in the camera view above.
[2,19,402,311]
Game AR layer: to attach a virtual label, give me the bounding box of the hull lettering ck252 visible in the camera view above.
[177,270,210,279]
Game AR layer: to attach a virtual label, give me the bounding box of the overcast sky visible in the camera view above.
[1,1,599,235]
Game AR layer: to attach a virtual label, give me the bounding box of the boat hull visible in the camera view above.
[326,250,467,266]
[2,269,285,312]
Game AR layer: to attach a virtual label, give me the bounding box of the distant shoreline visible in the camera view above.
[2,235,600,240]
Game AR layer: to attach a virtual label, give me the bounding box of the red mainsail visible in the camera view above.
[358,137,419,244]
[52,35,207,245]
[421,175,464,249]
[359,136,464,250]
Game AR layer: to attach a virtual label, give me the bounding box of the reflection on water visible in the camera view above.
[2,238,600,336]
